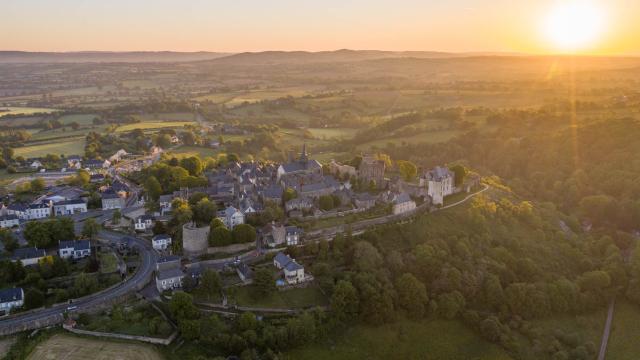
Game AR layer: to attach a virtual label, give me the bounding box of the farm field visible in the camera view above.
[307,127,358,139]
[26,334,163,360]
[169,146,220,158]
[14,138,86,158]
[135,112,195,122]
[115,121,196,133]
[0,106,56,117]
[286,319,513,360]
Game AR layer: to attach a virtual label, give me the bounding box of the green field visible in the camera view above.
[228,284,327,309]
[606,300,640,359]
[169,145,220,159]
[286,319,513,360]
[0,106,56,117]
[14,138,86,158]
[135,112,195,122]
[115,120,196,133]
[307,127,359,139]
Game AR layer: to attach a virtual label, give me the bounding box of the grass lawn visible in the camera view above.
[0,106,56,117]
[99,252,118,274]
[14,138,86,158]
[26,334,163,360]
[606,300,640,359]
[286,319,513,360]
[79,302,173,338]
[229,284,327,309]
[529,310,606,350]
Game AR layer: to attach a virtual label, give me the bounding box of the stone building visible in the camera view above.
[358,154,385,186]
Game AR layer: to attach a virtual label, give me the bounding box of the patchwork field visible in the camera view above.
[286,319,513,360]
[0,106,56,117]
[14,138,86,158]
[26,334,163,360]
[115,121,196,133]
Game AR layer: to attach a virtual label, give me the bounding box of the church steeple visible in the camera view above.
[300,143,308,162]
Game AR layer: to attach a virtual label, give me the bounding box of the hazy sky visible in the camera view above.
[2,0,639,54]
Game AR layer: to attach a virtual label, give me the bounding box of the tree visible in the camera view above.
[396,273,429,317]
[144,176,163,201]
[437,291,466,319]
[112,209,122,225]
[318,195,335,211]
[0,229,18,252]
[155,133,172,148]
[180,156,203,176]
[81,218,100,240]
[449,164,468,187]
[209,226,232,246]
[352,241,383,272]
[253,268,275,298]
[73,273,98,297]
[397,160,417,181]
[24,288,44,309]
[232,224,256,244]
[480,316,502,342]
[69,170,91,187]
[30,178,46,193]
[238,312,258,331]
[171,198,192,225]
[24,222,51,248]
[210,218,225,229]
[330,280,359,324]
[200,269,222,300]
[169,292,199,322]
[192,198,216,226]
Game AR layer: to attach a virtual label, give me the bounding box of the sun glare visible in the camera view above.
[543,1,606,52]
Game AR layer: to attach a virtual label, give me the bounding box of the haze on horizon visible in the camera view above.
[2,0,640,55]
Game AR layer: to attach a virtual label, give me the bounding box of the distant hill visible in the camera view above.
[0,51,231,64]
[203,49,526,65]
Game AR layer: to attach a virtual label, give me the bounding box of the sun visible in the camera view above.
[542,1,606,52]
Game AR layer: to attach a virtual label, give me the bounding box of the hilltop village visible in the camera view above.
[0,142,479,318]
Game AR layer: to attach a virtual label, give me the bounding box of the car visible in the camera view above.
[66,305,78,311]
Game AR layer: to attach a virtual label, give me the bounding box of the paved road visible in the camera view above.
[0,229,157,335]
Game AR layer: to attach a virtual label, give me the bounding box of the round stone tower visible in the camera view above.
[182,222,209,256]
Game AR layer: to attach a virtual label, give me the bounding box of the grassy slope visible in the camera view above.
[286,319,513,360]
[14,138,86,158]
[606,300,640,359]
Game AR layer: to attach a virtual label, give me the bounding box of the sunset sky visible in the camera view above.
[2,0,639,54]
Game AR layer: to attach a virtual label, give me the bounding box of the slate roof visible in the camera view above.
[59,240,90,251]
[0,288,23,303]
[157,268,185,281]
[7,204,27,212]
[395,193,413,204]
[262,184,283,199]
[0,214,19,221]
[274,252,292,266]
[425,166,454,182]
[158,255,181,264]
[284,261,304,272]
[152,234,171,241]
[12,247,45,260]
[54,199,86,206]
[285,226,301,236]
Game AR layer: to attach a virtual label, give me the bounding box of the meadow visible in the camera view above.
[26,334,163,360]
[14,137,86,158]
[286,319,513,360]
[0,106,56,117]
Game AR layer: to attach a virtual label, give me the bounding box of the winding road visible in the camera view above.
[0,230,157,336]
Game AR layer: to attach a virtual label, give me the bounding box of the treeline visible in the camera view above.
[375,115,640,232]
